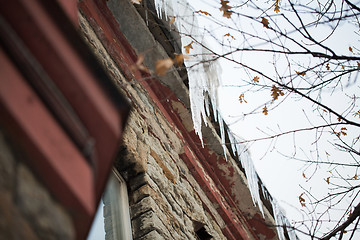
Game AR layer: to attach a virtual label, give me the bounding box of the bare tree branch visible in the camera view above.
[320,202,360,240]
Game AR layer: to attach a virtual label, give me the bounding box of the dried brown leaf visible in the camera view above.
[155,58,174,76]
[174,54,190,66]
[274,0,280,13]
[131,54,149,73]
[271,85,284,101]
[224,33,236,40]
[195,10,212,16]
[220,0,232,18]
[239,93,247,103]
[261,17,270,28]
[184,41,194,54]
[296,71,306,76]
[170,16,176,25]
[263,106,268,115]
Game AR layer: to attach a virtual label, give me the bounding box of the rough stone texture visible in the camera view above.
[107,0,191,106]
[0,128,75,240]
[137,230,166,240]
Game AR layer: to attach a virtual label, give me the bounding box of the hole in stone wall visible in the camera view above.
[194,221,213,240]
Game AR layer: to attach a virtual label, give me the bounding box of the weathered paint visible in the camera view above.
[0,48,94,239]
[79,0,278,239]
[0,0,130,239]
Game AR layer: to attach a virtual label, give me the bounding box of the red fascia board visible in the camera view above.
[180,146,250,240]
[56,0,79,25]
[0,0,125,200]
[0,48,94,234]
[79,0,141,81]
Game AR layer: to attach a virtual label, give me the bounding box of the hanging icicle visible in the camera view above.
[151,1,295,239]
[152,0,263,214]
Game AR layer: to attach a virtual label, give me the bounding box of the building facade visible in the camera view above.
[0,0,293,239]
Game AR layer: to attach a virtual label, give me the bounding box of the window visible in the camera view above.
[87,170,132,240]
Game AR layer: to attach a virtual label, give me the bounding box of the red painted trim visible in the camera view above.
[56,0,79,24]
[0,0,124,199]
[0,48,94,238]
[79,0,140,81]
[1,0,130,239]
[180,147,249,240]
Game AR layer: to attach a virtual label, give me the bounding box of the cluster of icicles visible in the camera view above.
[152,0,296,239]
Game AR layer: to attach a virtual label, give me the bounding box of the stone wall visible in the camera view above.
[79,0,281,239]
[0,127,74,240]
[80,17,228,239]
[119,110,227,240]
[79,5,256,239]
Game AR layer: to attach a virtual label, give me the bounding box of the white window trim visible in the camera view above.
[103,169,133,240]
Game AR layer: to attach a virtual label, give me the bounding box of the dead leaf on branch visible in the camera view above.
[296,71,306,76]
[271,85,284,101]
[299,193,306,207]
[274,0,280,13]
[349,46,353,53]
[261,17,270,28]
[332,127,347,137]
[238,93,247,103]
[220,0,232,18]
[174,54,191,66]
[326,176,330,184]
[224,33,236,40]
[195,10,212,16]
[155,58,174,76]
[184,41,194,54]
[262,106,268,115]
[170,16,176,25]
[354,110,360,118]
[252,76,260,83]
[155,54,191,76]
[131,54,149,73]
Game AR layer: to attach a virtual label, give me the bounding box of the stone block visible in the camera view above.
[128,173,149,192]
[130,196,154,220]
[131,210,170,239]
[136,230,165,240]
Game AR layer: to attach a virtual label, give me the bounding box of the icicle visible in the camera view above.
[151,0,297,230]
[152,0,264,214]
[217,111,227,160]
[271,200,297,240]
[235,139,264,215]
